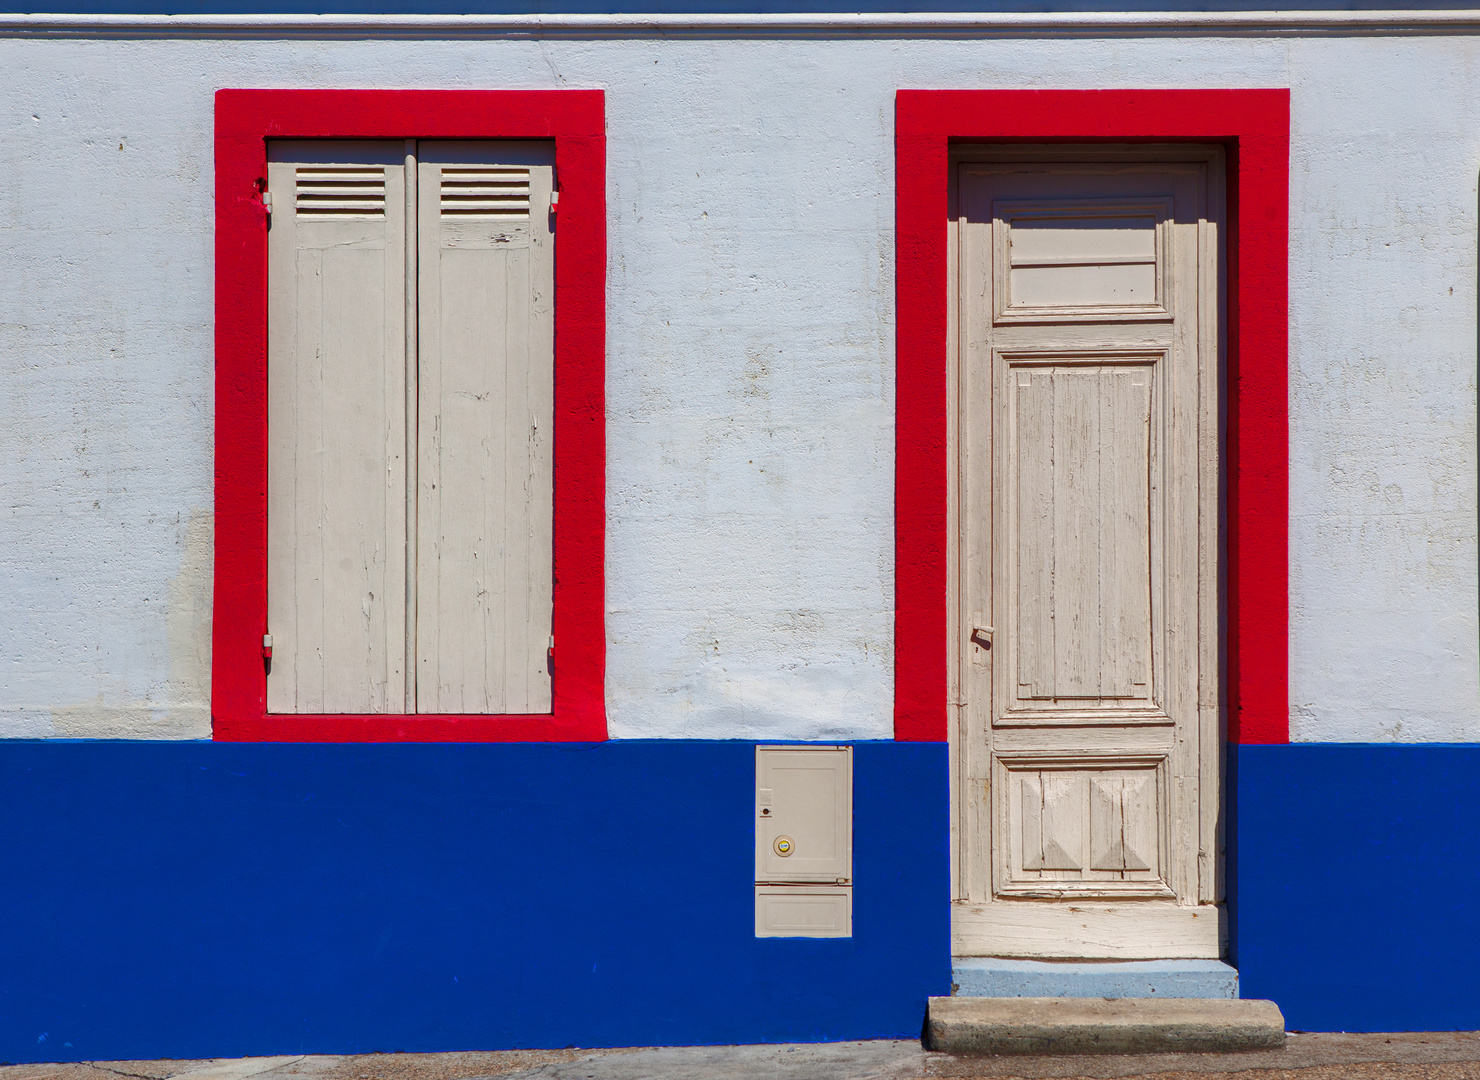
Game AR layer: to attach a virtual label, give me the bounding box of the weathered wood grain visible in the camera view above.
[951,147,1224,957]
[416,143,554,715]
[266,145,408,715]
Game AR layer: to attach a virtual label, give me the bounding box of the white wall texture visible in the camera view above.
[0,32,1474,741]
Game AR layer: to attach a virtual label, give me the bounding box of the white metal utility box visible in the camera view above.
[754,745,852,937]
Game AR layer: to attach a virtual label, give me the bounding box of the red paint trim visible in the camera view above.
[213,90,607,743]
[894,89,1289,745]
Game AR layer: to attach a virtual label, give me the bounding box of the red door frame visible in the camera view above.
[893,88,1290,746]
[213,89,607,742]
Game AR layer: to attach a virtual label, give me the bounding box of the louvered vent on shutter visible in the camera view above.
[294,167,387,218]
[439,167,531,219]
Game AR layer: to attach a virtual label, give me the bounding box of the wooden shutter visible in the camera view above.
[415,143,555,714]
[266,142,408,713]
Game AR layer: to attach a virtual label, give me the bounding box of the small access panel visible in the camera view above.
[755,745,853,938]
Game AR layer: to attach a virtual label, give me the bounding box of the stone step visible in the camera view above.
[927,995,1286,1055]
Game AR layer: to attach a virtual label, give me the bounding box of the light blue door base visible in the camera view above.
[952,958,1239,999]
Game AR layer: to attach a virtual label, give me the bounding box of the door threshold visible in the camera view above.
[953,957,1238,999]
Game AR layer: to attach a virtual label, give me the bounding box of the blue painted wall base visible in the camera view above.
[0,741,949,1063]
[7,739,1480,1058]
[1232,744,1480,1033]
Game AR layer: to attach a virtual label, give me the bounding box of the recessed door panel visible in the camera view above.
[996,198,1172,322]
[1009,361,1155,708]
[997,755,1171,898]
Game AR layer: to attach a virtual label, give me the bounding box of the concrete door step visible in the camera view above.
[927,995,1286,1056]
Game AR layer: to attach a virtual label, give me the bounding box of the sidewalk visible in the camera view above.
[5,1033,1480,1080]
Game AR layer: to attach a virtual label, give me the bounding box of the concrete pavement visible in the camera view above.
[6,1032,1480,1080]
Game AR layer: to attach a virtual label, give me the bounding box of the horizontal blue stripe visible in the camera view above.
[1232,743,1480,1033]
[0,740,949,1063]
[7,738,1480,1056]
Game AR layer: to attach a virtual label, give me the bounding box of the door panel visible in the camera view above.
[1010,362,1154,706]
[996,754,1171,897]
[995,198,1172,321]
[951,149,1223,959]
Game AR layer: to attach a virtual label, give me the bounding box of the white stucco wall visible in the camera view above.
[0,30,1474,741]
[1287,39,1480,741]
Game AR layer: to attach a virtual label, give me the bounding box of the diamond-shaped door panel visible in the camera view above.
[996,755,1171,899]
[1090,774,1156,872]
[1021,772,1085,870]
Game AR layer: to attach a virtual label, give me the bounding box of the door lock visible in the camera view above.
[970,625,995,650]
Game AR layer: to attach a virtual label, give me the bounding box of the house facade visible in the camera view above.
[2,5,1479,1060]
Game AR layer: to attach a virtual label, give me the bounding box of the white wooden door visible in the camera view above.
[950,149,1224,959]
[266,142,408,714]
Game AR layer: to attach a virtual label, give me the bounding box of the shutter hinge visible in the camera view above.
[261,191,272,216]
[262,633,273,659]
[549,190,559,215]
[548,634,555,658]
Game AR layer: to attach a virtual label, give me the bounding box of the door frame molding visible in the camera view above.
[894,89,1289,747]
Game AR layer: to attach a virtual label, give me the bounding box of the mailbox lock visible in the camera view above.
[773,835,794,857]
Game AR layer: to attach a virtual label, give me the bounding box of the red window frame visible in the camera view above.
[212,89,606,742]
[894,88,1290,745]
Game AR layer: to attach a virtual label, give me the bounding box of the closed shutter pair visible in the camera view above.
[265,140,554,715]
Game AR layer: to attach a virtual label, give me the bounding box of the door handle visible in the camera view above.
[970,625,995,650]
